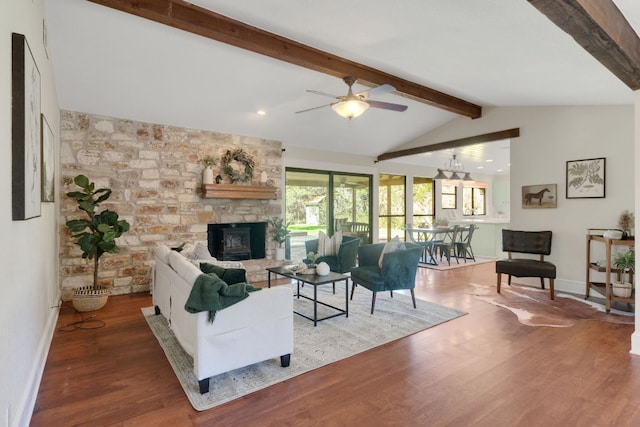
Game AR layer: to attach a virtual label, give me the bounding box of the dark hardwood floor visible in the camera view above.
[32,263,640,426]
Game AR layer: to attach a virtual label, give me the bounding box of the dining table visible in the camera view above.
[404,226,457,265]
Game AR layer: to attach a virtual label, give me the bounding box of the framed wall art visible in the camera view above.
[522,184,557,209]
[566,157,605,199]
[12,32,42,220]
[41,114,55,202]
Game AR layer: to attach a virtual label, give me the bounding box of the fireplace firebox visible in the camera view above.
[208,222,267,261]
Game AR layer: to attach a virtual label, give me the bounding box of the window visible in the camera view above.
[441,184,457,209]
[333,173,372,243]
[285,168,372,260]
[462,187,486,215]
[379,174,405,242]
[413,176,434,227]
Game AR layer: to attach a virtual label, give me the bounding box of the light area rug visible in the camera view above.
[469,282,634,327]
[420,256,495,271]
[142,284,465,411]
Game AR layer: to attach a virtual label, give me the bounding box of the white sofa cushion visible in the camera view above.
[154,244,171,264]
[169,250,201,286]
[193,242,213,260]
[179,243,197,259]
[317,230,343,256]
[378,236,405,267]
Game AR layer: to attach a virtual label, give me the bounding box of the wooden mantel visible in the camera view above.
[202,184,277,200]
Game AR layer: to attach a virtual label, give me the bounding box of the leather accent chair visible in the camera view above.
[350,242,423,313]
[495,230,556,299]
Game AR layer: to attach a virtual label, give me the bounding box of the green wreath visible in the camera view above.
[221,149,255,183]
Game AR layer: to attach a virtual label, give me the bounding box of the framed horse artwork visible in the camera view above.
[522,184,557,209]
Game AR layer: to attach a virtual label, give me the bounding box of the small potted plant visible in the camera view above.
[268,217,290,260]
[612,249,634,298]
[618,210,635,239]
[66,175,130,311]
[306,251,320,267]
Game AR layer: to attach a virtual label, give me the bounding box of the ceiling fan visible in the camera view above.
[296,76,408,119]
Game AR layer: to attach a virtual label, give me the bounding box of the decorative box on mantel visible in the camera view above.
[202,184,276,200]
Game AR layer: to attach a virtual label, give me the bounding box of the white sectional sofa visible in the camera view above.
[152,244,293,394]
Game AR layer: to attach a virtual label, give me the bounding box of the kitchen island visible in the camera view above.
[450,218,510,259]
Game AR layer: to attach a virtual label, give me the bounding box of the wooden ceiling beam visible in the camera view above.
[87,0,482,119]
[377,128,520,162]
[528,0,640,90]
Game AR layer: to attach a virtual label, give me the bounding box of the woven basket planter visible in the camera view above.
[72,286,109,312]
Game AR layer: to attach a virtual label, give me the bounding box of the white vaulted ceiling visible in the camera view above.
[44,0,640,174]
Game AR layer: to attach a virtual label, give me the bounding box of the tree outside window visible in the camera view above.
[441,184,457,209]
[462,187,486,215]
[379,174,406,242]
[413,176,434,226]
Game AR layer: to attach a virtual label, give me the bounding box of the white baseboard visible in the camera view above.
[631,332,640,356]
[14,299,60,427]
[514,277,584,295]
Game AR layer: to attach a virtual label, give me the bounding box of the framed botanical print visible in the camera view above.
[41,114,55,202]
[566,157,605,199]
[12,32,41,220]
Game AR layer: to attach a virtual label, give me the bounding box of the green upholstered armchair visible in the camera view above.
[349,242,423,314]
[304,235,360,274]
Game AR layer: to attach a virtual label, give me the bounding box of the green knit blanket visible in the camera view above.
[184,273,261,323]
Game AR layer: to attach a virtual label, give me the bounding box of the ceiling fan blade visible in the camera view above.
[355,84,395,99]
[306,90,340,99]
[295,104,331,114]
[367,100,408,112]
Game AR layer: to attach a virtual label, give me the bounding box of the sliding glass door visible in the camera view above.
[333,174,372,243]
[285,168,372,260]
[413,176,435,226]
[378,174,406,242]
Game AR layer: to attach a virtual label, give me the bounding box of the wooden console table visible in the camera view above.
[585,231,634,313]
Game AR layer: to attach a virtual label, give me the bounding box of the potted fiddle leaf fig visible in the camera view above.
[268,217,290,260]
[66,175,130,311]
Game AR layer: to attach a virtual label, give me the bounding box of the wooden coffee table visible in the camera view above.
[267,266,349,326]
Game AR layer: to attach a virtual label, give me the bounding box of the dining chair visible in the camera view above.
[406,225,432,264]
[455,224,476,262]
[433,225,460,265]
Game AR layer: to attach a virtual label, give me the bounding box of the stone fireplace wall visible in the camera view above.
[59,110,284,299]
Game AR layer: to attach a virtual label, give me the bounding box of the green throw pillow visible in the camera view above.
[200,262,247,285]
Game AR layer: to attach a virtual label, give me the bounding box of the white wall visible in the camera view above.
[1,2,60,426]
[633,92,640,356]
[405,105,634,293]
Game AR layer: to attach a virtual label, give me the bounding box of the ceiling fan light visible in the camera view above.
[332,99,369,119]
[434,169,448,180]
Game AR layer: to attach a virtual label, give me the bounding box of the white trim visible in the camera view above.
[16,303,59,427]
[631,332,640,356]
